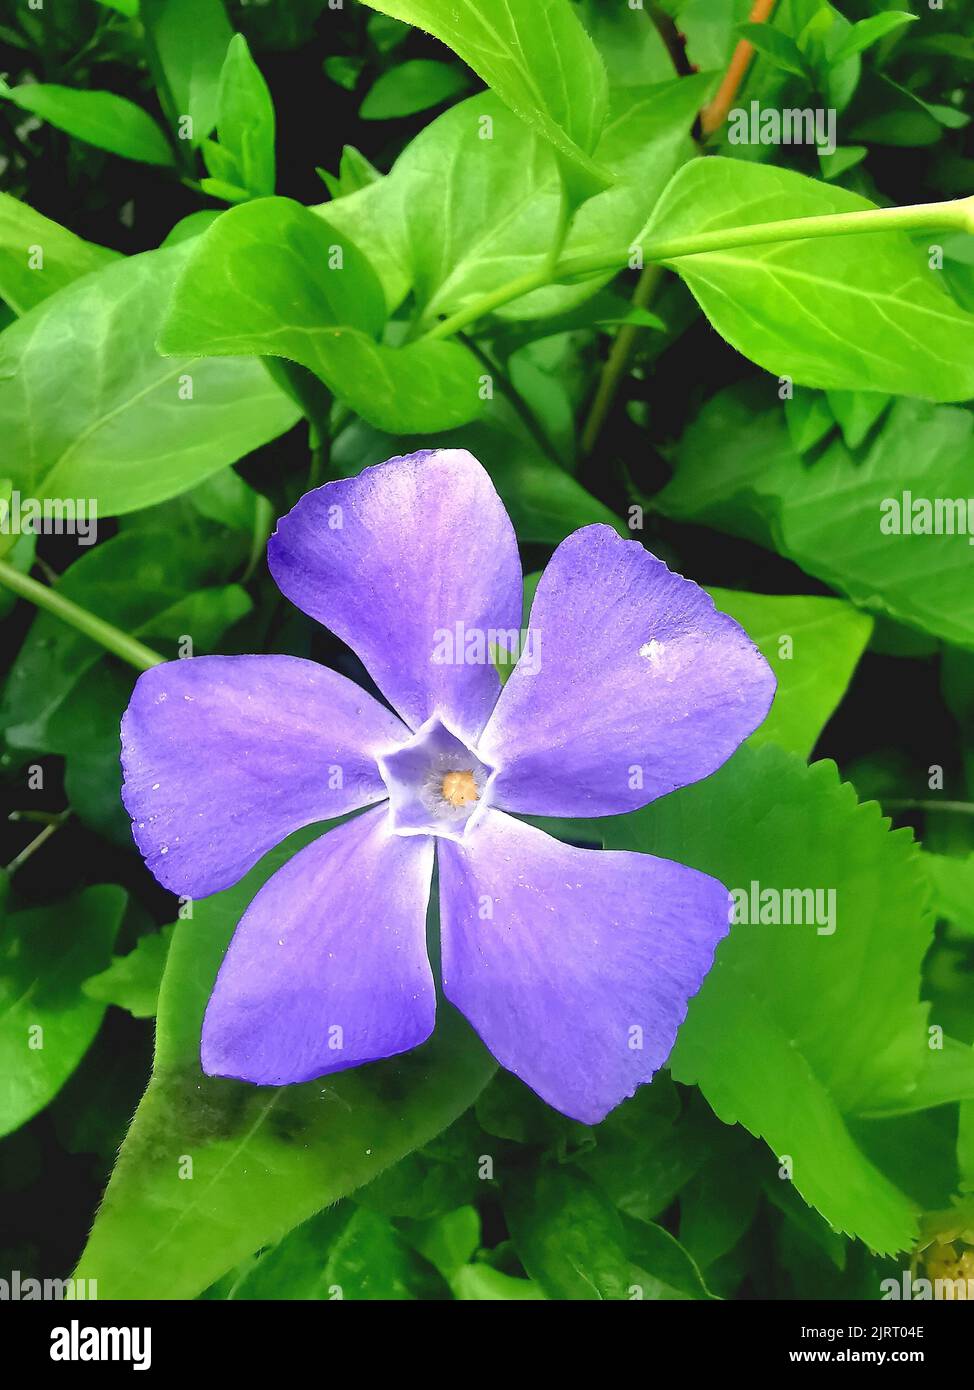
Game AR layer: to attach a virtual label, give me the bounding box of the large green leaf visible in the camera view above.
[0,83,174,166]
[392,93,562,328]
[159,197,484,433]
[643,158,974,399]
[73,827,496,1299]
[602,745,930,1253]
[659,388,974,649]
[708,588,872,759]
[359,0,610,194]
[0,244,300,516]
[0,887,125,1138]
[0,195,119,314]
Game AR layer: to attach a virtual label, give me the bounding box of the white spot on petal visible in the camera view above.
[639,639,665,667]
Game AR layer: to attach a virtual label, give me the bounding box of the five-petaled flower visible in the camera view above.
[120,449,775,1123]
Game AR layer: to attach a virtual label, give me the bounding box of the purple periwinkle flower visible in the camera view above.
[120,450,775,1123]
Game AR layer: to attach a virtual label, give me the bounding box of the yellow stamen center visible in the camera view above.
[441,769,479,809]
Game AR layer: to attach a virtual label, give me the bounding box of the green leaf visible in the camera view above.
[312,179,411,316]
[73,827,496,1299]
[658,389,974,649]
[402,1205,480,1281]
[819,144,868,181]
[508,75,709,321]
[161,209,223,247]
[622,1215,716,1300]
[323,55,365,92]
[829,11,917,67]
[159,196,484,433]
[83,926,175,1019]
[602,745,929,1253]
[0,243,300,516]
[142,0,234,144]
[574,0,677,88]
[317,145,381,199]
[505,1166,711,1299]
[848,73,949,147]
[0,194,119,314]
[706,589,873,759]
[358,0,610,196]
[824,388,891,449]
[679,1149,762,1271]
[861,1038,974,1118]
[503,1166,640,1300]
[924,852,974,937]
[960,1104,974,1192]
[737,22,809,79]
[215,33,276,197]
[324,68,704,329]
[573,1078,716,1223]
[0,83,174,166]
[360,59,469,120]
[0,887,126,1139]
[784,387,834,453]
[453,1264,545,1299]
[356,1109,487,1220]
[643,158,974,400]
[390,93,562,328]
[231,1205,449,1300]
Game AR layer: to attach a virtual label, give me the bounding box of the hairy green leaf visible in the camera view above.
[73,828,495,1299]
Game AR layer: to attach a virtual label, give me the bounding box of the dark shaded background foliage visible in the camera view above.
[1,0,974,1301]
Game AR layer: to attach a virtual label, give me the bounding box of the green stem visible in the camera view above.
[0,560,164,672]
[637,197,973,262]
[884,799,974,818]
[580,262,665,458]
[424,268,555,341]
[458,333,563,467]
[421,196,974,344]
[6,812,69,876]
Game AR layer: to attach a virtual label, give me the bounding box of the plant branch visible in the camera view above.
[580,263,665,457]
[648,5,695,79]
[700,0,778,138]
[420,196,974,344]
[460,333,563,467]
[6,811,70,876]
[0,560,164,672]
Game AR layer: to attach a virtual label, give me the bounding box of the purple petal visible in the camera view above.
[479,525,775,816]
[267,449,522,741]
[439,810,730,1123]
[202,806,435,1084]
[121,655,408,898]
